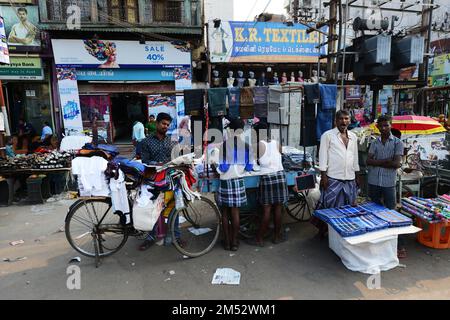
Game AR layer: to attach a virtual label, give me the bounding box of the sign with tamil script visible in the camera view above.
[208,21,327,63]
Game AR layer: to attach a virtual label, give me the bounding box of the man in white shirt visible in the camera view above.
[313,110,361,236]
[132,117,146,158]
[8,7,37,45]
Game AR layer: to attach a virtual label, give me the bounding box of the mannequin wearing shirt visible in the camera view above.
[226,71,235,88]
[235,70,246,88]
[248,71,257,87]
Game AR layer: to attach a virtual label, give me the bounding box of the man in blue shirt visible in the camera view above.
[367,115,404,210]
[41,121,53,142]
[367,116,406,258]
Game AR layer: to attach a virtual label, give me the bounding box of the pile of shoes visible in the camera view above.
[31,151,72,169]
[0,151,73,171]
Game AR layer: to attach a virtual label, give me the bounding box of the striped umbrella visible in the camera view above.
[370,115,447,135]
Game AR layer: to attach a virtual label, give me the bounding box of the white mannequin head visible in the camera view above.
[238,70,244,78]
[312,70,318,76]
[274,72,278,77]
[249,71,254,79]
[213,70,219,77]
[320,70,326,77]
[228,71,234,78]
[298,71,303,77]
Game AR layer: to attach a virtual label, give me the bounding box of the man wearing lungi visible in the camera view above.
[314,110,361,237]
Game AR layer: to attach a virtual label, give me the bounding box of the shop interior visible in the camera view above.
[80,93,147,144]
[5,82,53,139]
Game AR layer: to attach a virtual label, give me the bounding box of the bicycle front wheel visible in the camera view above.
[65,198,128,258]
[170,196,221,258]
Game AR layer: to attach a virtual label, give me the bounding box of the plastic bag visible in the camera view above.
[133,193,165,231]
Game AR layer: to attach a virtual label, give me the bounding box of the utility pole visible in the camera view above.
[327,0,338,80]
[0,81,5,158]
[293,0,299,23]
[417,0,434,115]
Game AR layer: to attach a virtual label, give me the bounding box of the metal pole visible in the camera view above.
[340,0,350,108]
[0,81,5,158]
[317,0,322,82]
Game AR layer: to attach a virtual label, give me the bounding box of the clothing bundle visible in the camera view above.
[281,146,312,170]
[314,202,412,237]
[401,196,450,223]
[72,156,110,197]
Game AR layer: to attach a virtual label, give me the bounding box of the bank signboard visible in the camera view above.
[0,56,42,79]
[208,20,327,63]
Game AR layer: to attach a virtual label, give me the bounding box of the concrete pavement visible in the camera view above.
[1,197,450,300]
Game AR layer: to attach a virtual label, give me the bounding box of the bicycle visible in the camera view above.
[65,165,221,267]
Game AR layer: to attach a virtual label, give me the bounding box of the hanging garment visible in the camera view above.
[227,87,240,119]
[316,107,335,142]
[184,89,204,115]
[109,169,131,224]
[319,84,337,110]
[253,86,269,118]
[300,102,317,146]
[304,83,320,105]
[240,87,254,119]
[208,88,227,117]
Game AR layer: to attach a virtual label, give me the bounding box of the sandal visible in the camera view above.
[230,241,240,251]
[246,238,264,247]
[221,240,231,251]
[397,248,407,259]
[272,232,288,244]
[138,239,155,251]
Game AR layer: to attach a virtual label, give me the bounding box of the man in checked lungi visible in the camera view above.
[215,119,254,251]
[313,110,362,237]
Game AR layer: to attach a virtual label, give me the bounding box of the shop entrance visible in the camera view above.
[6,82,53,136]
[110,93,147,143]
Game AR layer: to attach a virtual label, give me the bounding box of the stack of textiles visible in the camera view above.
[401,196,450,222]
[281,146,313,169]
[72,156,110,197]
[314,202,411,237]
[371,210,412,228]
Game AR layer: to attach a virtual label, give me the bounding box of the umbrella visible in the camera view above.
[369,115,447,135]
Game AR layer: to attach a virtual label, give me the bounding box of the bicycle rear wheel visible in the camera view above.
[65,198,128,258]
[284,190,312,222]
[170,196,221,258]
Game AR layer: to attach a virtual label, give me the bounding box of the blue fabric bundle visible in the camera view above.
[352,214,389,232]
[319,84,337,110]
[371,210,412,228]
[328,217,367,237]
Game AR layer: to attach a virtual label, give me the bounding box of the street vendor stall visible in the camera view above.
[0,151,73,205]
[313,203,421,274]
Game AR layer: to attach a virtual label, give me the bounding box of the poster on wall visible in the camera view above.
[147,95,177,135]
[404,134,448,161]
[52,39,191,68]
[0,5,40,52]
[208,20,327,63]
[56,68,83,135]
[0,16,9,64]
